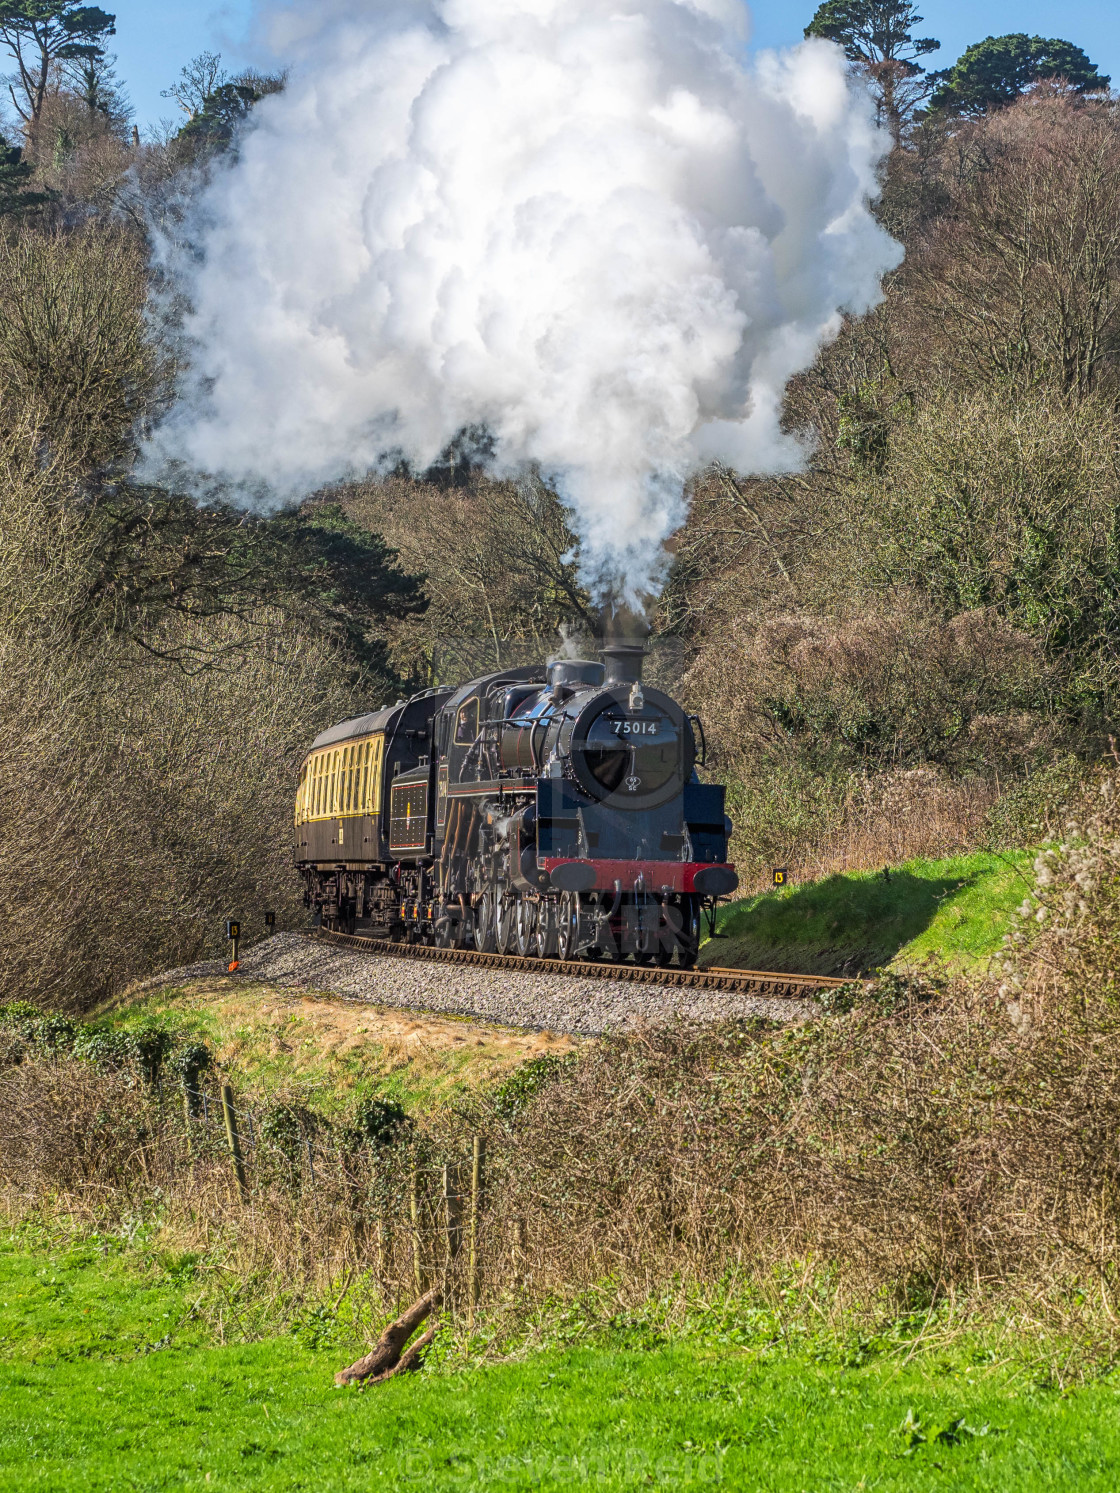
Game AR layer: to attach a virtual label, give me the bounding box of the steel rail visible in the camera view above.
[308,927,849,1000]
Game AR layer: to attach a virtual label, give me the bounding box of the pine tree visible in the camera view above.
[805,1,940,138]
[931,35,1110,117]
[0,140,48,216]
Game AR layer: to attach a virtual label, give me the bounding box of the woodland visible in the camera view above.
[0,1,1117,1007]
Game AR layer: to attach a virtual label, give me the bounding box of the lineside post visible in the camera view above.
[225,918,241,973]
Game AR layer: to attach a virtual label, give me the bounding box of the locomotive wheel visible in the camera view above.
[556,892,580,960]
[514,897,536,957]
[534,899,558,959]
[678,895,701,969]
[433,905,452,949]
[474,890,497,953]
[495,887,517,955]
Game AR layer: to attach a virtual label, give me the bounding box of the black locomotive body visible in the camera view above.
[294,645,738,966]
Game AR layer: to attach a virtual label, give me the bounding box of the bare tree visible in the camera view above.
[904,96,1120,400]
[160,49,226,120]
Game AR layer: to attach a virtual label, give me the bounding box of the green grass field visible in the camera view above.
[703,851,1033,977]
[2,1233,1118,1491]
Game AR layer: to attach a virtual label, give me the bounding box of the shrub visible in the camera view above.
[172,1042,213,1113]
[348,1096,410,1149]
[490,1054,576,1122]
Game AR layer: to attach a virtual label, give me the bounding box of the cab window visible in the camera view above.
[455,699,479,744]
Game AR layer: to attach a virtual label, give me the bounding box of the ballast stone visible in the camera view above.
[144,932,813,1036]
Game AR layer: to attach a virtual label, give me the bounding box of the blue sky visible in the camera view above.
[88,1,1120,132]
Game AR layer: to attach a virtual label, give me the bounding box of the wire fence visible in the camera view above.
[155,1078,491,1321]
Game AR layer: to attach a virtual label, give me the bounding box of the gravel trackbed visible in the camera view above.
[140,932,815,1037]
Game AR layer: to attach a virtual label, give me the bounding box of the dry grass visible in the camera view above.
[108,977,575,1109]
[785,770,999,885]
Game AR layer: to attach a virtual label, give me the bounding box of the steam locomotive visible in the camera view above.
[293,645,738,965]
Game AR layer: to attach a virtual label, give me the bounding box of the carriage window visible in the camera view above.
[455,699,479,744]
[368,736,384,813]
[356,741,367,813]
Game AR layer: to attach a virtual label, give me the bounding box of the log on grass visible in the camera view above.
[361,1324,439,1387]
[334,1287,441,1386]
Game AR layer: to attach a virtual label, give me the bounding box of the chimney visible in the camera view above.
[600,642,644,686]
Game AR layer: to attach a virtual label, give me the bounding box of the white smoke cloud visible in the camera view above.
[143,0,901,602]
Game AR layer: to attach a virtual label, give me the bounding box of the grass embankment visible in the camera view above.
[96,980,575,1114]
[2,1233,1119,1492]
[702,850,1032,977]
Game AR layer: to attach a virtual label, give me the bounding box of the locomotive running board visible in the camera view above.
[307,928,850,1000]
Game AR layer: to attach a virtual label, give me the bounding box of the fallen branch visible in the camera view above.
[361,1323,439,1386]
[334,1287,441,1386]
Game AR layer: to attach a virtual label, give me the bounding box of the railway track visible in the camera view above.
[310,926,848,1000]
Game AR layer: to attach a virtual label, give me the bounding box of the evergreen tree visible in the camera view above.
[931,35,1110,117]
[805,2,939,137]
[173,71,284,164]
[0,140,48,216]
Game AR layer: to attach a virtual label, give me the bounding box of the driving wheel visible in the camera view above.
[495,887,517,954]
[473,890,496,953]
[535,899,558,959]
[514,896,537,957]
[557,892,580,960]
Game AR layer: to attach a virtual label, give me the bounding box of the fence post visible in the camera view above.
[513,1216,526,1287]
[468,1135,484,1328]
[409,1169,423,1296]
[443,1162,464,1300]
[220,1082,249,1202]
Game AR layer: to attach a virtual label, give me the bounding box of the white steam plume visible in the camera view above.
[143,0,901,602]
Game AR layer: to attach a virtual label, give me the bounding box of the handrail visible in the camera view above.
[689,714,707,767]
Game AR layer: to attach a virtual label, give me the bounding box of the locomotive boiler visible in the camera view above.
[293,644,738,966]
